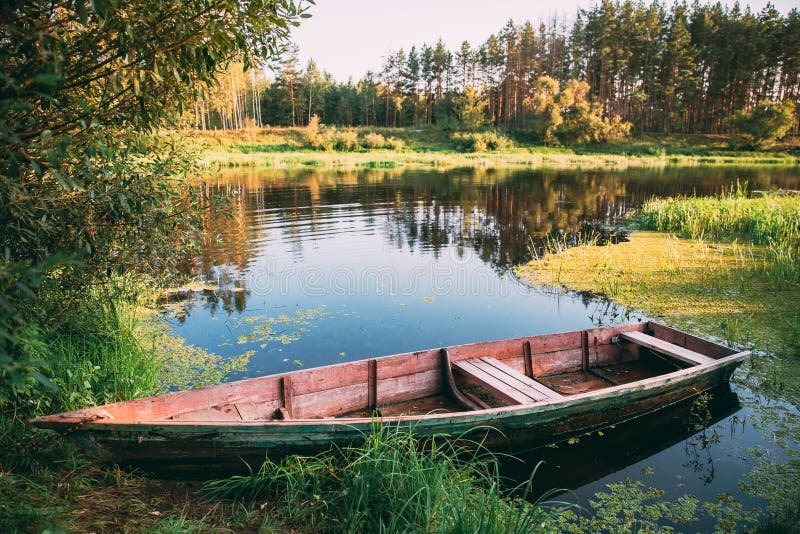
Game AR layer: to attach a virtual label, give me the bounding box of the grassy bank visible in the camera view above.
[191,127,800,170]
[0,282,253,532]
[516,193,800,529]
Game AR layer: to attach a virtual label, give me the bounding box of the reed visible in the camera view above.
[203,423,564,533]
[638,191,800,285]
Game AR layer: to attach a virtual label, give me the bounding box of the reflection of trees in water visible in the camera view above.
[192,166,800,278]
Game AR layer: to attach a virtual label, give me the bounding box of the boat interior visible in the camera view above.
[43,322,741,424]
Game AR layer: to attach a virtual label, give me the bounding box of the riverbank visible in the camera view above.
[192,127,800,170]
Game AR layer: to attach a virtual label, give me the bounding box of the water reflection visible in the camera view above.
[503,385,741,492]
[193,166,800,282]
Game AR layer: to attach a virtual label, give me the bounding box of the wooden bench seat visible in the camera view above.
[453,356,563,405]
[619,331,716,366]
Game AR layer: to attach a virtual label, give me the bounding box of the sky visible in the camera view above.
[291,0,799,82]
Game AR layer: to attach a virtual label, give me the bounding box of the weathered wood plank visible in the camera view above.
[292,382,368,418]
[235,401,281,421]
[378,369,442,404]
[376,349,440,380]
[620,331,715,366]
[538,371,611,395]
[589,361,669,386]
[475,357,564,400]
[169,404,243,421]
[523,341,533,378]
[453,360,537,404]
[280,376,294,418]
[647,322,734,359]
[448,338,526,362]
[581,331,589,372]
[533,348,584,377]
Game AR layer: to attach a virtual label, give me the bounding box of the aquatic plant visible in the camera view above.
[638,191,800,286]
[203,423,564,533]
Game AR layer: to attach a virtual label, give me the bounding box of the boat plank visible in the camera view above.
[647,322,734,359]
[590,361,669,386]
[620,331,715,366]
[376,349,440,380]
[533,348,584,377]
[293,382,369,418]
[169,404,243,422]
[378,369,442,405]
[290,361,369,395]
[453,360,537,404]
[475,357,563,400]
[235,402,281,421]
[448,338,527,362]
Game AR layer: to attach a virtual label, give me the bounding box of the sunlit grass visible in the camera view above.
[639,192,800,286]
[516,232,800,355]
[186,127,800,170]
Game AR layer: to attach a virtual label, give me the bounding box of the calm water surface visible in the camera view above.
[167,165,800,521]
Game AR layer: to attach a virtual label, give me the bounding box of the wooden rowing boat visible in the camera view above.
[31,321,748,475]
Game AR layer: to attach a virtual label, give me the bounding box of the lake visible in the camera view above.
[166,165,800,521]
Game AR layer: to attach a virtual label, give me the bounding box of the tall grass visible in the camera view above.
[639,191,800,285]
[204,423,563,533]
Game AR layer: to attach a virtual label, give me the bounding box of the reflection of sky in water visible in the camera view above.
[165,167,800,525]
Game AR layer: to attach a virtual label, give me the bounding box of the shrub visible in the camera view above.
[385,136,405,151]
[333,130,359,151]
[361,132,386,149]
[451,131,513,153]
[307,129,335,151]
[728,100,797,149]
[303,115,322,146]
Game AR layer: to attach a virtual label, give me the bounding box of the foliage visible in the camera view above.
[523,78,630,145]
[192,3,800,139]
[452,131,514,152]
[362,132,387,149]
[554,478,700,533]
[524,77,563,143]
[385,136,405,151]
[0,0,309,395]
[453,85,489,131]
[304,114,323,145]
[333,129,360,152]
[728,100,797,148]
[204,424,561,533]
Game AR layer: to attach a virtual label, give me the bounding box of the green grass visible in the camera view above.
[638,190,800,286]
[204,423,564,534]
[0,282,256,533]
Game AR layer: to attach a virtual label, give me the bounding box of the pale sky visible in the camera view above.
[291,0,799,81]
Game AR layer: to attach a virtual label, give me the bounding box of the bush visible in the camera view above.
[451,131,513,152]
[333,130,359,151]
[385,136,405,151]
[303,115,322,146]
[728,100,797,149]
[361,132,387,149]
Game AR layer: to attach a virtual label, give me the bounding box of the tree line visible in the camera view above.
[193,1,800,139]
